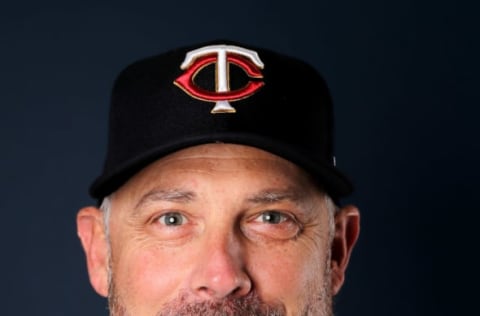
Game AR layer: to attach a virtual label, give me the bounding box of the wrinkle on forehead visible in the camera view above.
[157,144,310,181]
[115,143,324,210]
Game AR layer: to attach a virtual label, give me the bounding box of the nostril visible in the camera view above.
[230,286,244,297]
[193,275,251,300]
[196,285,214,298]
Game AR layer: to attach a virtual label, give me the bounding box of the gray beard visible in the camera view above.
[107,268,332,316]
[157,291,286,316]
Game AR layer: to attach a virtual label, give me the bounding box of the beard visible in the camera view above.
[107,266,332,316]
[158,291,286,316]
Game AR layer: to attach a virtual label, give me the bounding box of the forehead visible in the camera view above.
[114,143,320,199]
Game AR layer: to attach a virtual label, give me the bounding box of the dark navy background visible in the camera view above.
[1,1,478,315]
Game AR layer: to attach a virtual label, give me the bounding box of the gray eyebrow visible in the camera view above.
[133,188,306,216]
[246,188,303,205]
[134,188,197,211]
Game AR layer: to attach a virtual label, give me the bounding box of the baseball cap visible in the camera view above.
[89,39,353,202]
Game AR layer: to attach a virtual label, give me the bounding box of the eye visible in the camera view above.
[157,212,188,226]
[245,210,302,241]
[148,211,196,242]
[255,211,288,224]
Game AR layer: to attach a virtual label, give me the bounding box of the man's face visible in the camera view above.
[77,144,360,316]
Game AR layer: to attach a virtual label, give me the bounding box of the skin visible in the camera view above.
[77,143,360,315]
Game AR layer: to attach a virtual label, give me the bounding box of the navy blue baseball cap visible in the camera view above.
[89,39,353,201]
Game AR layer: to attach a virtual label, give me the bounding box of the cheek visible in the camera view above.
[112,244,188,310]
[249,242,327,303]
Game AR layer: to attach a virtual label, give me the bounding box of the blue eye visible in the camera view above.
[158,212,187,226]
[259,211,287,224]
[245,210,301,241]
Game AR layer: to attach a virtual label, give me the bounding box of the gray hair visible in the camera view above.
[100,195,112,238]
[99,195,113,289]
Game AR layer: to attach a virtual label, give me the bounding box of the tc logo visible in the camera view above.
[174,45,265,113]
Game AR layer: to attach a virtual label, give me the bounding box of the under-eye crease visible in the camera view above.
[246,210,302,241]
[147,211,196,242]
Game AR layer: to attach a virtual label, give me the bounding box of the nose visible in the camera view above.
[189,234,252,300]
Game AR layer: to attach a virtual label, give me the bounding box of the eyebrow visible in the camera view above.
[134,188,197,211]
[132,187,308,216]
[246,188,303,205]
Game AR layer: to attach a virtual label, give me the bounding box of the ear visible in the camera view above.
[330,204,360,295]
[77,206,109,297]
